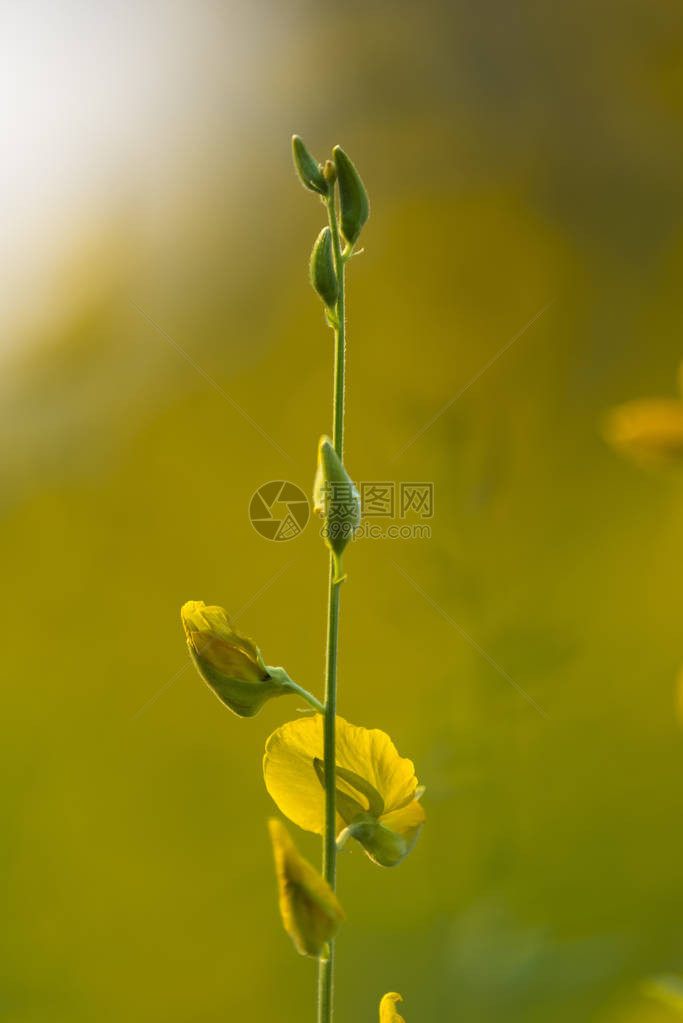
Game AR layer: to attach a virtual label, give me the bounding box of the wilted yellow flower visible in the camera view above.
[268,818,345,958]
[603,398,683,464]
[263,716,425,867]
[380,992,406,1022]
[181,600,291,717]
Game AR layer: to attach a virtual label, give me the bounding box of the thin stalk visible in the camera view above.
[327,188,346,459]
[317,182,347,1023]
[283,681,324,713]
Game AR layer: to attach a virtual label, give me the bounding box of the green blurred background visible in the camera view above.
[3,2,683,1020]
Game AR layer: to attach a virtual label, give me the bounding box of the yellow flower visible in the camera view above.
[263,716,425,867]
[603,397,683,464]
[181,600,292,718]
[268,818,345,958]
[380,992,406,1022]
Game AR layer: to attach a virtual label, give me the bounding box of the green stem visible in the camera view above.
[317,565,341,1022]
[317,183,347,1023]
[284,681,325,713]
[266,668,324,713]
[326,190,346,458]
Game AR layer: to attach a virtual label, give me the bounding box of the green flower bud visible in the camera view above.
[292,135,328,196]
[309,227,338,308]
[181,600,292,718]
[313,436,361,564]
[332,145,370,246]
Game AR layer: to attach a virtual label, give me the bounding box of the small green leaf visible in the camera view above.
[333,145,370,246]
[292,135,328,196]
[310,227,338,308]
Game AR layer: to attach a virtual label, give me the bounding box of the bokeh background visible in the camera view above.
[3,2,683,1021]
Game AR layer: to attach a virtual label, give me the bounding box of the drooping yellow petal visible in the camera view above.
[263,715,420,836]
[268,819,344,958]
[380,992,406,1022]
[603,398,683,464]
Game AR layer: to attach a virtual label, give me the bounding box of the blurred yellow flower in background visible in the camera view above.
[380,992,406,1022]
[603,361,683,465]
[642,974,683,1014]
[263,716,425,867]
[603,399,683,464]
[268,818,345,958]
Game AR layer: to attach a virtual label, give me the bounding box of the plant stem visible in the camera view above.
[284,681,325,713]
[317,182,347,1023]
[327,190,346,459]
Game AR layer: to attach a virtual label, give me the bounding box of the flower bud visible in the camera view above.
[292,135,328,196]
[313,436,361,564]
[333,145,370,246]
[268,819,345,958]
[181,600,290,718]
[380,993,406,1023]
[310,227,338,308]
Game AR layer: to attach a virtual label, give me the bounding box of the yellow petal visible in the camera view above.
[380,992,406,1022]
[181,600,265,679]
[603,399,683,464]
[336,719,419,814]
[268,819,344,958]
[380,798,426,836]
[263,715,420,836]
